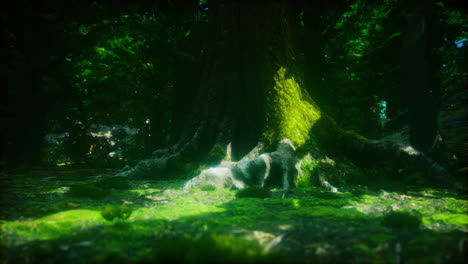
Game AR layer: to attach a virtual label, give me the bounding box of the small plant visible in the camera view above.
[236,187,271,199]
[101,204,132,222]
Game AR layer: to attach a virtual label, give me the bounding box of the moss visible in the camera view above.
[264,67,321,148]
[314,191,343,199]
[281,205,365,220]
[2,175,467,263]
[96,178,130,190]
[296,154,318,187]
[200,185,216,191]
[152,234,282,263]
[382,211,422,230]
[236,187,272,199]
[425,213,468,228]
[67,184,110,199]
[351,188,370,197]
[1,209,105,242]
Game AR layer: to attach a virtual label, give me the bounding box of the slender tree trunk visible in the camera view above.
[401,0,441,153]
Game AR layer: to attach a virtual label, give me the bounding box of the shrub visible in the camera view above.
[101,204,132,222]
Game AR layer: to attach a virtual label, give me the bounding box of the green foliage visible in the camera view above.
[382,211,422,230]
[42,144,70,166]
[235,187,272,199]
[320,0,398,137]
[72,23,155,124]
[101,204,132,222]
[42,8,200,165]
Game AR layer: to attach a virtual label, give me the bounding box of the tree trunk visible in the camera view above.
[118,0,321,177]
[401,0,441,153]
[118,0,458,190]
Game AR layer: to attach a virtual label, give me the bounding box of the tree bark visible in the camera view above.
[118,1,458,190]
[401,0,441,153]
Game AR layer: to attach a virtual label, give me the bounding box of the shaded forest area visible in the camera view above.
[1,0,467,263]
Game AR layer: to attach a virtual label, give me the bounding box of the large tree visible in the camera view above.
[117,0,457,190]
[119,0,321,176]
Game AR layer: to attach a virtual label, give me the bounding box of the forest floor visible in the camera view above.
[0,168,467,263]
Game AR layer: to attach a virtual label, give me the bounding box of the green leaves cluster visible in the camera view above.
[321,0,398,137]
[101,204,133,222]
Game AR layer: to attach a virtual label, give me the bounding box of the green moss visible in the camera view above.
[351,188,370,197]
[236,187,272,199]
[152,234,282,263]
[382,211,422,230]
[200,185,216,191]
[425,213,468,228]
[282,205,365,220]
[67,184,110,199]
[314,191,342,199]
[264,67,321,147]
[296,154,319,187]
[1,209,105,242]
[2,175,467,263]
[96,178,130,190]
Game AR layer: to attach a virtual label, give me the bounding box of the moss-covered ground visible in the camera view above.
[0,170,466,263]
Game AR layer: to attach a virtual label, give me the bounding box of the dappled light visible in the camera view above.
[1,173,467,263]
[1,0,467,263]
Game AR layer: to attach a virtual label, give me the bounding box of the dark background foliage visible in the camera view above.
[0,0,466,174]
